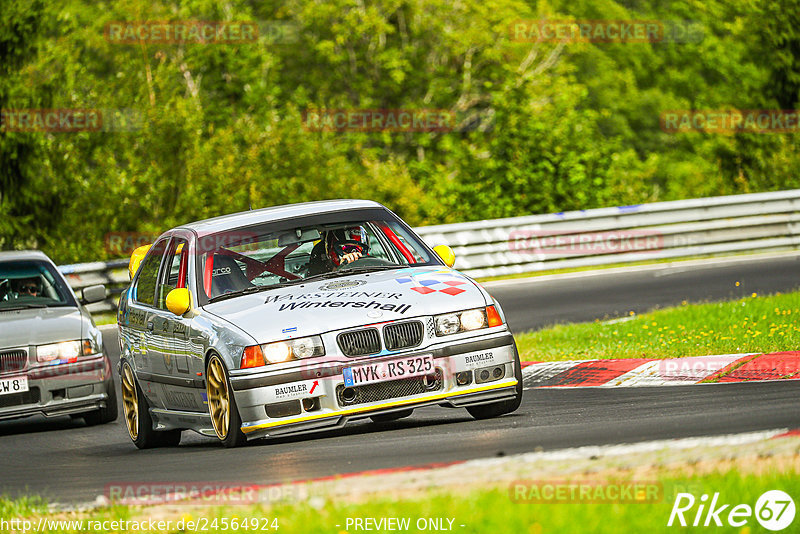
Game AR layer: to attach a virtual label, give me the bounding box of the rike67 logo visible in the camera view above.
[668,490,795,531]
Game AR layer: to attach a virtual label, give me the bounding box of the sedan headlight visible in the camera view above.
[241,336,325,368]
[434,306,503,336]
[37,339,97,363]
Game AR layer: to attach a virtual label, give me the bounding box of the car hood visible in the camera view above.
[202,266,488,344]
[0,306,85,349]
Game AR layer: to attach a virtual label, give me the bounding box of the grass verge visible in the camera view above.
[1,466,797,533]
[514,290,800,362]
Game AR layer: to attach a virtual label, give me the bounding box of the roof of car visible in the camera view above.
[0,250,54,263]
[177,199,386,236]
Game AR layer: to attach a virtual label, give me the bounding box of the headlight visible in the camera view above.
[37,340,82,363]
[434,306,503,336]
[241,336,325,368]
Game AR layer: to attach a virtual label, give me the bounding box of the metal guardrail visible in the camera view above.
[59,189,800,313]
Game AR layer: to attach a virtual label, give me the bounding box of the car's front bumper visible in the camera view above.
[0,354,113,421]
[230,332,519,440]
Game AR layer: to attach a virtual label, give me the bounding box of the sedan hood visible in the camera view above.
[202,267,488,344]
[0,306,85,349]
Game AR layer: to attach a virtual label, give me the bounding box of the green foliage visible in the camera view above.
[1,0,800,262]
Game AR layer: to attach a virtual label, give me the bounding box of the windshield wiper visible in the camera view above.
[207,284,279,304]
[334,265,399,275]
[0,303,48,310]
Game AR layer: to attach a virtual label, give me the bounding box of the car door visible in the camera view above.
[127,237,170,409]
[153,237,206,412]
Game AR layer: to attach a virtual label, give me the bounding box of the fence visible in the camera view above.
[59,189,800,313]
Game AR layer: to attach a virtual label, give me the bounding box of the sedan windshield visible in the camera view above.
[198,214,435,302]
[0,260,74,309]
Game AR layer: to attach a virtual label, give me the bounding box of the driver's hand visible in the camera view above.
[340,251,363,265]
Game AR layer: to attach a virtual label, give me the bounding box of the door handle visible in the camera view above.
[147,321,154,332]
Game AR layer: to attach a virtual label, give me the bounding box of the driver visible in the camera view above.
[326,226,369,267]
[307,226,369,275]
[13,277,42,298]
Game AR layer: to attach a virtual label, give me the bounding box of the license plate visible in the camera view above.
[0,376,29,396]
[343,355,434,387]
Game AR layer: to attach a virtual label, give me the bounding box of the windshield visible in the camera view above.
[0,259,75,309]
[197,213,435,303]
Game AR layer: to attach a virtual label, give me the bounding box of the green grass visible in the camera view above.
[515,290,800,362]
[1,469,797,533]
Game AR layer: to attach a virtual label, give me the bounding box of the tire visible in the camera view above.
[370,409,413,423]
[83,377,119,426]
[466,347,523,420]
[206,354,247,448]
[121,361,181,449]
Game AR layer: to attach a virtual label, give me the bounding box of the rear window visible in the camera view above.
[0,259,74,309]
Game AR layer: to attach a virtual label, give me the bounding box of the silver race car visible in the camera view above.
[117,200,522,448]
[0,250,117,425]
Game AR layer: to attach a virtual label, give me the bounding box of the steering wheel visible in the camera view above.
[332,239,369,257]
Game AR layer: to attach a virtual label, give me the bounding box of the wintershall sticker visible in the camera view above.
[277,300,412,314]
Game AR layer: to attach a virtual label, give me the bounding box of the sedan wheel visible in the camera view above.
[206,355,247,448]
[121,361,181,449]
[121,363,139,440]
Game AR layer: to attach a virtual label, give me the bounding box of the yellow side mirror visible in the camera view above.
[128,244,152,280]
[166,288,192,316]
[433,245,455,268]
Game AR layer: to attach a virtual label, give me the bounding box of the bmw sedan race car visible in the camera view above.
[117,200,522,448]
[0,250,117,425]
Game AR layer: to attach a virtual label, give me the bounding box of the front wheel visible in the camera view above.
[466,348,523,420]
[121,361,181,448]
[206,355,247,448]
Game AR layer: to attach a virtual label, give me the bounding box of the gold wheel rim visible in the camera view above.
[121,364,138,441]
[207,357,230,440]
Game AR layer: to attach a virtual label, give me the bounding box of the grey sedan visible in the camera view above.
[118,200,522,448]
[0,250,117,425]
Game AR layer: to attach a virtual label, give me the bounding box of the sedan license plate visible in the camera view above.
[343,355,434,387]
[0,376,29,396]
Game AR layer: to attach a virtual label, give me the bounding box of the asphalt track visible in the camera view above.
[2,254,800,504]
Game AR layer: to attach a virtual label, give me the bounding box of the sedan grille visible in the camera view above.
[384,321,424,351]
[337,328,381,357]
[0,387,40,409]
[0,350,27,373]
[335,371,443,406]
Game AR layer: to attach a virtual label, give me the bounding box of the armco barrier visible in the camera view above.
[58,189,800,314]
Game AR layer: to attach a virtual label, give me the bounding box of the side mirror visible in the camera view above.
[128,244,152,280]
[433,245,456,268]
[81,284,107,304]
[166,288,192,316]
